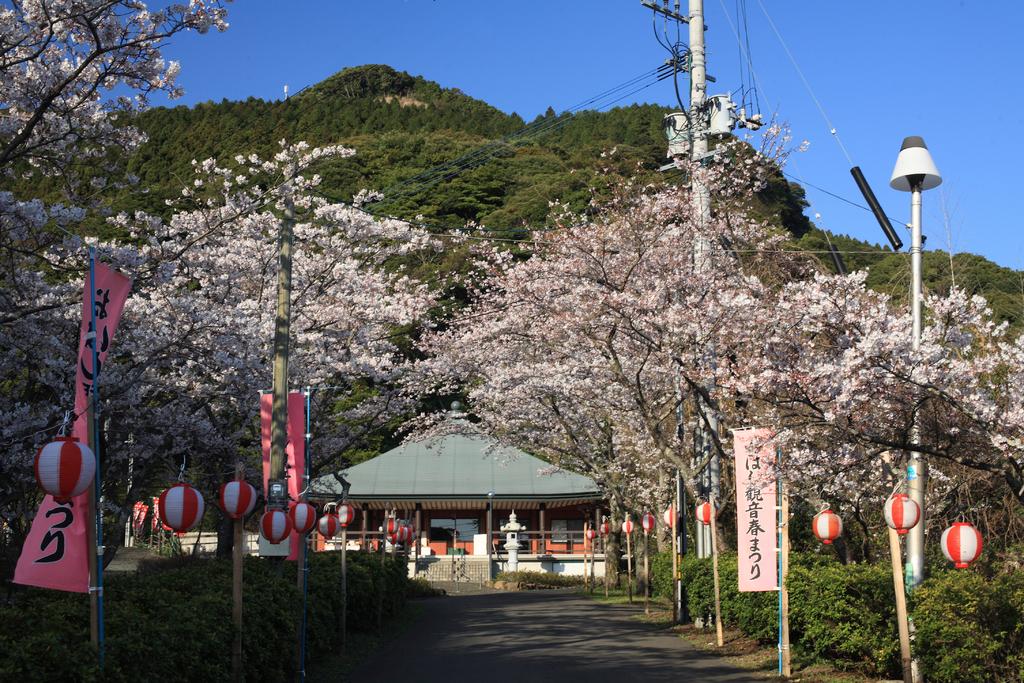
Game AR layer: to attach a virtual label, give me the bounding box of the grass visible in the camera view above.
[306,602,425,682]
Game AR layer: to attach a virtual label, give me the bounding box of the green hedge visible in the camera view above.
[0,551,409,681]
[652,547,1024,681]
[495,570,586,588]
[787,557,898,675]
[911,569,1024,683]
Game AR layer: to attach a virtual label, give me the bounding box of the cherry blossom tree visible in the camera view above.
[412,144,805,539]
[0,0,228,180]
[1,141,441,558]
[736,271,1024,538]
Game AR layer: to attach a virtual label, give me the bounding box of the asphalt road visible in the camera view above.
[349,590,762,683]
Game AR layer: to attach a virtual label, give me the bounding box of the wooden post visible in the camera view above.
[377,513,385,633]
[232,463,245,683]
[625,523,634,604]
[340,525,348,649]
[414,504,422,576]
[538,502,546,555]
[710,495,724,647]
[644,530,650,615]
[602,516,609,598]
[889,527,914,683]
[780,479,791,677]
[585,524,593,593]
[671,503,678,623]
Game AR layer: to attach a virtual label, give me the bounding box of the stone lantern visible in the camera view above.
[500,510,525,571]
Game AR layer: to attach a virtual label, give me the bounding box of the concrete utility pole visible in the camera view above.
[268,191,296,508]
[688,0,721,560]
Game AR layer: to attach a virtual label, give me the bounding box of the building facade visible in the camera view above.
[310,426,609,581]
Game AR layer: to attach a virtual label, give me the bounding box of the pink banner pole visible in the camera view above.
[88,247,105,667]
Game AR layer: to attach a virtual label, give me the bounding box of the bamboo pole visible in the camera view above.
[643,530,650,615]
[340,524,348,649]
[625,522,634,604]
[672,494,679,623]
[889,527,914,683]
[779,478,791,677]
[710,496,724,647]
[585,524,593,593]
[232,463,245,683]
[86,401,99,653]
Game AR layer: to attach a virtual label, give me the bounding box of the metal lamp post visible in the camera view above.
[890,136,942,590]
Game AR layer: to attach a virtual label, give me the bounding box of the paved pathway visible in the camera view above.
[350,590,763,683]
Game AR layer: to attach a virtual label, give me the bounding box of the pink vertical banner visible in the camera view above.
[734,428,778,592]
[260,392,306,560]
[14,262,131,592]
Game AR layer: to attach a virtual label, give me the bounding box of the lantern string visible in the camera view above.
[177,459,186,482]
[58,410,72,436]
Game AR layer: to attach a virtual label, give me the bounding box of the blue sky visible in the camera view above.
[157,1,1023,270]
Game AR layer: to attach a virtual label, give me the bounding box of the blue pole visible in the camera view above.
[298,387,311,681]
[88,248,105,669]
[777,472,782,676]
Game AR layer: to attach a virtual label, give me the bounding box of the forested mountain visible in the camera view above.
[13,63,1024,326]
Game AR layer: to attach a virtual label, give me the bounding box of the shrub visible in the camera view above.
[407,576,445,598]
[677,552,775,642]
[0,550,409,681]
[650,550,674,599]
[910,569,1022,683]
[787,556,899,677]
[494,570,585,589]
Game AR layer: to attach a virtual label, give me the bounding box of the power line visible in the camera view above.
[754,0,855,167]
[782,171,908,229]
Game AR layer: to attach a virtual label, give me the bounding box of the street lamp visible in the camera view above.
[890,135,942,590]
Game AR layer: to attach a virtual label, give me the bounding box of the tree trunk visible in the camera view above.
[605,531,622,590]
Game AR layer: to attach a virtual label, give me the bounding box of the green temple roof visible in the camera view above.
[310,429,601,506]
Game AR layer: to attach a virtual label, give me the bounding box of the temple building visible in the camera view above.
[310,425,608,582]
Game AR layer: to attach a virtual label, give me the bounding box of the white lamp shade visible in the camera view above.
[890,136,942,191]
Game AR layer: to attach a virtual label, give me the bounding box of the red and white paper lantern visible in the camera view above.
[392,525,411,544]
[585,527,597,541]
[812,509,843,545]
[386,517,398,535]
[941,522,983,569]
[318,513,340,539]
[884,493,921,535]
[158,483,205,534]
[337,503,355,528]
[696,501,715,526]
[260,508,292,544]
[663,506,676,527]
[34,436,95,502]
[621,518,634,534]
[641,512,655,534]
[289,501,317,535]
[218,480,256,520]
[599,520,610,536]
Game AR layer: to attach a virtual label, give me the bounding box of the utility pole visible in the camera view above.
[268,190,296,510]
[688,0,721,561]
